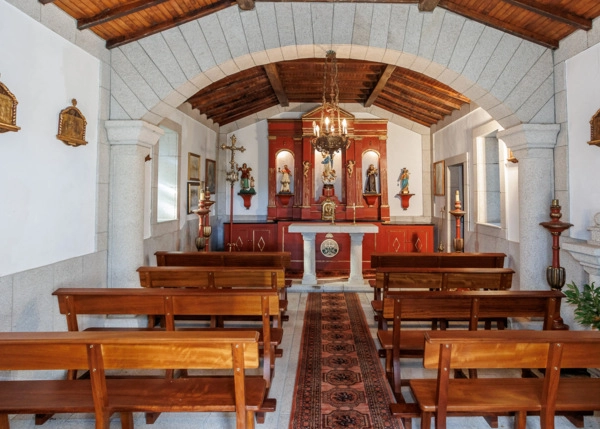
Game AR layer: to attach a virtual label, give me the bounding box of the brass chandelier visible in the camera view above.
[311,51,350,156]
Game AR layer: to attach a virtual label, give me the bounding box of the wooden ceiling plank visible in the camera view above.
[364,65,396,107]
[376,101,434,127]
[192,87,274,113]
[503,0,592,31]
[381,97,445,121]
[77,0,171,30]
[386,80,465,111]
[418,0,440,12]
[264,63,289,107]
[441,2,558,49]
[212,97,279,125]
[106,0,237,49]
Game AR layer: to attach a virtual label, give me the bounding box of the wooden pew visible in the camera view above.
[377,289,564,399]
[0,330,274,429]
[155,250,292,306]
[155,250,291,268]
[371,267,515,330]
[370,252,506,269]
[136,266,286,327]
[370,251,506,301]
[395,330,600,429]
[52,287,282,389]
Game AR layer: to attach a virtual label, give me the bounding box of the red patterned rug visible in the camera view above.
[289,293,403,429]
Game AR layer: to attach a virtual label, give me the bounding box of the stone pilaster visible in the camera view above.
[105,120,163,288]
[498,124,560,291]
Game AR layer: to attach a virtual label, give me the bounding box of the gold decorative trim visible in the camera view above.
[0,80,21,133]
[57,99,87,147]
[589,108,600,147]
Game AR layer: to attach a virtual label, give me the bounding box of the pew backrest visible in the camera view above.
[136,266,285,289]
[382,290,563,329]
[155,251,291,268]
[376,267,514,291]
[370,252,506,269]
[53,287,280,331]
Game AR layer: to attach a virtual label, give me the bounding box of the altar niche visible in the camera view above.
[267,107,390,222]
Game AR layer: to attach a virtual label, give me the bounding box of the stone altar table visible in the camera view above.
[288,223,379,287]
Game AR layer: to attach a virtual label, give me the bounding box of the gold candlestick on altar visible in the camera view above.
[352,203,356,224]
[449,190,466,253]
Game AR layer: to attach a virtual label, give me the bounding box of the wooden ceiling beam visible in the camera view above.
[77,0,170,30]
[441,2,558,49]
[418,0,440,12]
[106,0,236,49]
[264,63,289,107]
[503,0,592,31]
[236,0,255,11]
[365,65,396,107]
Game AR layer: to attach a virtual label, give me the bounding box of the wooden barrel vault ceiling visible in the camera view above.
[40,0,600,127]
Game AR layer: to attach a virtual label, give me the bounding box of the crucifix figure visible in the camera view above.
[221,134,246,251]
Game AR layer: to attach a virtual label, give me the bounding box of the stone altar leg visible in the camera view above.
[347,232,366,286]
[300,232,317,285]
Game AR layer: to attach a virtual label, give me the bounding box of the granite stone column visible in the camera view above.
[106,120,163,288]
[498,124,560,291]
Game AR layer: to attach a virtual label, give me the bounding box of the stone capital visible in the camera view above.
[497,123,560,153]
[105,120,163,148]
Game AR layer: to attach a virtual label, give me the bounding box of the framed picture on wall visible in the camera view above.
[187,182,201,214]
[205,159,216,194]
[433,160,445,196]
[188,153,201,181]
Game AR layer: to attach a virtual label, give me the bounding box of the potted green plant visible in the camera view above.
[564,282,600,330]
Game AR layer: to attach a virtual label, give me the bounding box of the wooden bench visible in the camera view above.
[370,252,506,270]
[53,287,282,389]
[377,289,564,399]
[136,266,286,327]
[371,267,515,330]
[155,250,292,303]
[155,250,291,268]
[394,330,600,429]
[0,330,275,429]
[370,251,506,301]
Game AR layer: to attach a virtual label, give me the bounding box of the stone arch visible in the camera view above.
[109,3,555,130]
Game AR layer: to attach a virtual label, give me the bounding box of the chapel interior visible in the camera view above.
[2,0,600,428]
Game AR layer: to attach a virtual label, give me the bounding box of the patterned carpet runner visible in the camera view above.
[289,293,403,429]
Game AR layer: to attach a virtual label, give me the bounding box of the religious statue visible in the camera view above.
[399,167,410,194]
[321,153,336,184]
[303,160,311,177]
[346,160,355,177]
[238,163,253,193]
[278,164,292,193]
[364,163,378,193]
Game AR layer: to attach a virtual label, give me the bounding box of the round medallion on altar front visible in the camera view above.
[321,234,339,258]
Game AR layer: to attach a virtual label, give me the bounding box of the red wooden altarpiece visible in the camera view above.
[224,107,433,275]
